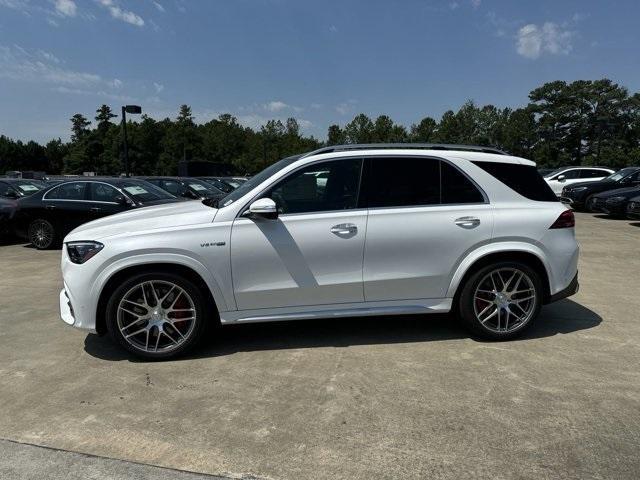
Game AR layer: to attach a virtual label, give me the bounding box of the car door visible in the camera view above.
[230,158,366,310]
[87,182,130,219]
[42,181,91,235]
[547,169,581,195]
[362,156,493,301]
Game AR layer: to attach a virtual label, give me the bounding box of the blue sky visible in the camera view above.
[1,0,639,143]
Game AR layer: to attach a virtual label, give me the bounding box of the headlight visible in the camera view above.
[606,196,626,204]
[66,241,104,264]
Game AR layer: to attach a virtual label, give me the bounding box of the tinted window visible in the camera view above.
[0,182,15,197]
[119,181,174,202]
[47,182,87,200]
[623,170,640,183]
[556,169,580,179]
[90,183,121,202]
[472,161,558,202]
[580,169,608,179]
[365,157,440,207]
[268,159,362,214]
[441,162,484,204]
[160,180,187,196]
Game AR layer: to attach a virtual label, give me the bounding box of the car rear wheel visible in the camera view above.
[458,262,543,340]
[106,272,209,360]
[585,194,598,212]
[28,219,58,249]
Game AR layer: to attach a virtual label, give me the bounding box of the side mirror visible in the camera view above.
[557,175,566,182]
[246,198,278,219]
[5,190,19,199]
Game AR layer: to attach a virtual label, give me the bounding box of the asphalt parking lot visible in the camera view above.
[0,212,639,480]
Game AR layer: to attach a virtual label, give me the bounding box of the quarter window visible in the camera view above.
[268,159,362,214]
[46,182,87,200]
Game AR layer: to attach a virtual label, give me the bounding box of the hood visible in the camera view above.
[595,186,640,199]
[65,200,217,242]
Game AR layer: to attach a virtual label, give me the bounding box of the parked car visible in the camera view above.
[0,178,43,199]
[216,176,248,189]
[58,144,579,360]
[138,177,226,200]
[198,177,235,194]
[544,166,615,196]
[588,186,640,216]
[0,197,18,241]
[625,195,640,220]
[14,178,181,249]
[560,167,640,210]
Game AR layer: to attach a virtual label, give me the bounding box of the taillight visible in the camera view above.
[550,210,575,229]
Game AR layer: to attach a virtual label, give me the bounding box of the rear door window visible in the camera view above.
[580,169,608,179]
[364,157,440,208]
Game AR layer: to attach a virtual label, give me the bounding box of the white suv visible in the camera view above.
[59,145,580,359]
[544,166,614,196]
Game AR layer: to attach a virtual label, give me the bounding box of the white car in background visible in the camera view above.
[59,144,580,359]
[544,167,615,196]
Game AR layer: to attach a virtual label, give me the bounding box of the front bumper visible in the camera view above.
[548,272,579,303]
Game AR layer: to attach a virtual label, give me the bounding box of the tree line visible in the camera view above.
[1,78,639,176]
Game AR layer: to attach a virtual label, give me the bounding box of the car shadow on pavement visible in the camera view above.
[629,222,640,228]
[84,299,602,362]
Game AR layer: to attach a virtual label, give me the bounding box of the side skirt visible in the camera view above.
[218,298,453,324]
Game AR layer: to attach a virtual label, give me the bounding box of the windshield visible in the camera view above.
[118,180,175,202]
[15,182,42,194]
[187,179,223,196]
[605,168,635,182]
[212,155,302,208]
[202,178,234,193]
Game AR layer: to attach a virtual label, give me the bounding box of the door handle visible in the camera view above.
[90,207,101,212]
[454,216,480,229]
[330,223,358,236]
[45,205,56,210]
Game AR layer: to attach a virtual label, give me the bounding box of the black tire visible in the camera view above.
[28,218,58,250]
[584,194,598,213]
[458,261,543,340]
[106,272,211,360]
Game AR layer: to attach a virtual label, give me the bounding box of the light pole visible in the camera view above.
[121,105,142,177]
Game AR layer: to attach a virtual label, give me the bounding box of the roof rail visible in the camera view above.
[301,143,508,158]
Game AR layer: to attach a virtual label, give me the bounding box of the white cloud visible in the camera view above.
[471,0,481,8]
[153,82,164,93]
[97,0,144,27]
[329,25,337,33]
[335,100,356,115]
[264,100,288,112]
[310,103,323,109]
[0,44,127,94]
[54,0,76,17]
[449,2,459,10]
[153,1,164,12]
[516,22,573,59]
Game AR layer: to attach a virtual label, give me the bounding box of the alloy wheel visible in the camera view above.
[29,220,54,249]
[473,267,537,334]
[116,280,197,354]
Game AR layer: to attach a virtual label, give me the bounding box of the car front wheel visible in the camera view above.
[458,262,543,340]
[106,272,209,360]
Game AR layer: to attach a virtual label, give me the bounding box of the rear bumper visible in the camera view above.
[547,272,579,304]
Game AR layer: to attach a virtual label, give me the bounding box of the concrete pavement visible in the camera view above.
[0,213,639,479]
